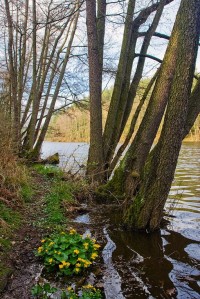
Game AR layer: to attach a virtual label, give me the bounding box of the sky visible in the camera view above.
[100,0,200,89]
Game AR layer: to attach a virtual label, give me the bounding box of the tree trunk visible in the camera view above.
[86,0,105,182]
[4,0,20,149]
[32,7,80,159]
[105,2,182,198]
[102,0,174,174]
[124,0,200,231]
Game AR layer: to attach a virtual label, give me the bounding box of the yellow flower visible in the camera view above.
[83,284,94,289]
[61,232,65,235]
[74,267,80,273]
[92,239,96,243]
[91,252,98,260]
[58,251,61,255]
[49,258,53,264]
[59,264,64,269]
[37,246,43,253]
[62,261,70,267]
[69,228,76,235]
[93,244,101,249]
[73,249,79,254]
[67,286,72,291]
[41,239,46,243]
[75,263,81,267]
[49,242,54,246]
[83,260,91,268]
[83,242,89,249]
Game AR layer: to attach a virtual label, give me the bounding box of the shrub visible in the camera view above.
[36,229,100,275]
[31,283,102,299]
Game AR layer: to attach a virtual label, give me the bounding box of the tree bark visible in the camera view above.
[102,0,174,172]
[124,0,200,231]
[107,3,181,198]
[86,0,105,182]
[4,0,20,148]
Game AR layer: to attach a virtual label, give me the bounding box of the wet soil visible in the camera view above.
[1,171,51,299]
[0,172,106,299]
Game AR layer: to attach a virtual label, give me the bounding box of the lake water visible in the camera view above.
[41,141,200,299]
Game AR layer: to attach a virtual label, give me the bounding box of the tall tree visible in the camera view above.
[124,0,200,231]
[2,0,81,157]
[86,0,106,182]
[86,0,175,182]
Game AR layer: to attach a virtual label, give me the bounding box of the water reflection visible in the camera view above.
[41,142,200,298]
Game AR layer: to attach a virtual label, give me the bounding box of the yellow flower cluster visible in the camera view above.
[59,260,70,269]
[91,252,98,260]
[93,243,101,250]
[83,284,96,291]
[73,249,79,254]
[77,257,92,268]
[69,228,76,235]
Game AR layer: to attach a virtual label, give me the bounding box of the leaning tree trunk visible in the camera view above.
[99,1,181,199]
[124,0,200,231]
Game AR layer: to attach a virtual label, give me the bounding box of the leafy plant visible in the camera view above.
[31,283,57,299]
[31,283,102,299]
[36,229,100,275]
[65,285,102,299]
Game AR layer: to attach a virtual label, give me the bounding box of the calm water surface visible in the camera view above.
[41,142,200,299]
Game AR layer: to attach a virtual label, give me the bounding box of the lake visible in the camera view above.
[41,141,200,298]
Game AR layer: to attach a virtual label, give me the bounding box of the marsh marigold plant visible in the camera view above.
[36,228,100,275]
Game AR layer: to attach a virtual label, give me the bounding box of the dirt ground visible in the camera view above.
[1,172,51,299]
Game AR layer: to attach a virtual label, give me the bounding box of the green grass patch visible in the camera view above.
[0,202,21,249]
[20,182,34,202]
[45,180,73,226]
[33,164,63,179]
[33,164,75,231]
[0,202,21,229]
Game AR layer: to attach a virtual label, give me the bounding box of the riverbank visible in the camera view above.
[0,165,92,298]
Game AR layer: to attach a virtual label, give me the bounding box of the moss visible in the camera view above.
[123,193,144,228]
[95,161,126,202]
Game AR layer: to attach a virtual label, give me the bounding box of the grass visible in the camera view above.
[45,180,74,227]
[0,202,22,252]
[33,164,63,179]
[0,163,77,292]
[32,164,75,231]
[0,202,22,292]
[20,183,35,203]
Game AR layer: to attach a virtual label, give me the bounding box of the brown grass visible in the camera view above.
[0,112,28,205]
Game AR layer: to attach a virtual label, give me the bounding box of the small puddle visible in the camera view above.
[73,213,90,224]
